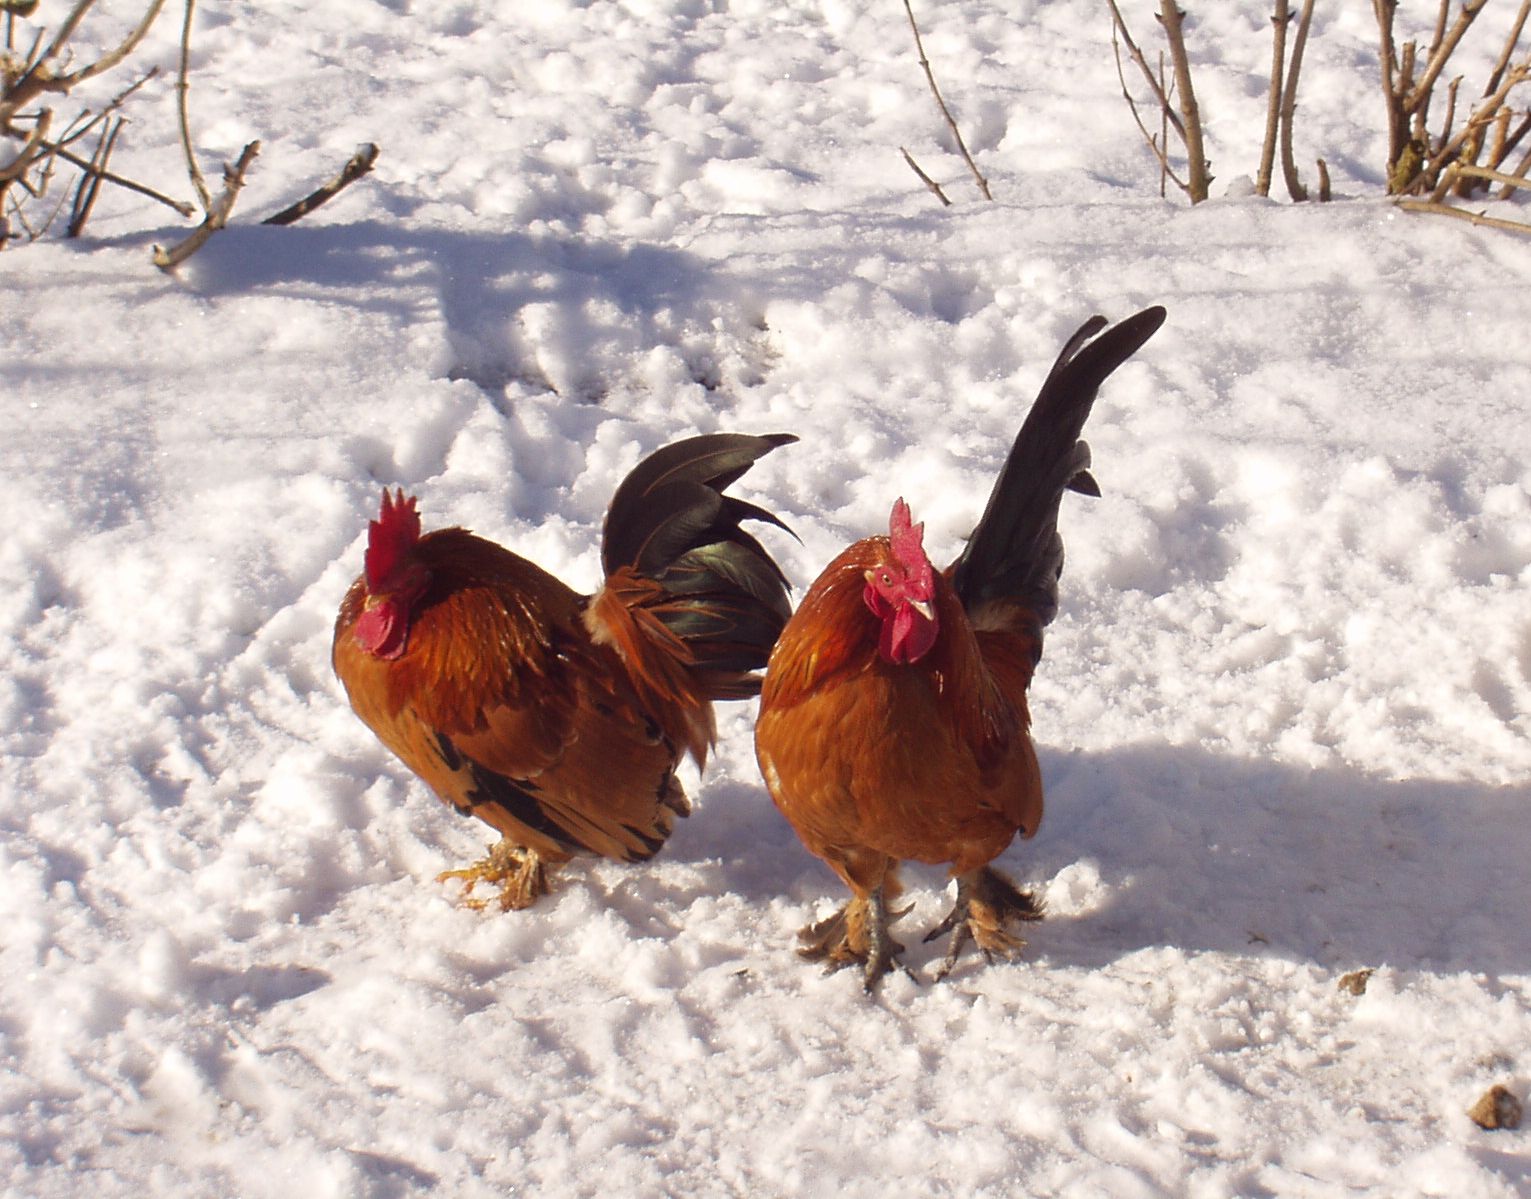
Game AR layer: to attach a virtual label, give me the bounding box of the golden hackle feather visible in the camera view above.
[334,528,688,866]
[583,567,714,767]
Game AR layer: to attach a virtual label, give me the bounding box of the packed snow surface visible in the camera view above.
[4,0,1531,1194]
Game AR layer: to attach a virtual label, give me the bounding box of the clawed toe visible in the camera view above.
[927,866,1042,980]
[797,885,915,992]
[436,841,551,911]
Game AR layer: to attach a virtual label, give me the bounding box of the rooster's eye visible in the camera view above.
[879,571,893,586]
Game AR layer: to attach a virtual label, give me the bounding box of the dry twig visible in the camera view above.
[1109,11,1189,194]
[1398,195,1531,233]
[1503,142,1531,197]
[1401,153,1531,232]
[1257,0,1291,197]
[152,0,260,268]
[1435,158,1530,196]
[1157,0,1210,202]
[152,138,259,269]
[1278,0,1318,201]
[1,0,167,118]
[1484,0,1531,96]
[4,0,376,254]
[264,142,380,225]
[65,112,120,236]
[171,0,210,208]
[49,142,194,214]
[0,107,48,183]
[2,0,184,245]
[899,146,952,207]
[1106,0,1211,203]
[901,0,991,201]
[1372,0,1528,196]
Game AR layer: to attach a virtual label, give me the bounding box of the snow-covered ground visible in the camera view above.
[5,0,1531,1194]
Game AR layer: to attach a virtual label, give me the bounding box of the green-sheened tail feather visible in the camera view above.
[602,433,797,575]
[601,432,798,686]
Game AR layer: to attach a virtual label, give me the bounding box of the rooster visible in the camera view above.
[334,433,796,911]
[754,309,1165,988]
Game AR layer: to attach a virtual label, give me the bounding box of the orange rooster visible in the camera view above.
[334,433,796,911]
[754,309,1165,988]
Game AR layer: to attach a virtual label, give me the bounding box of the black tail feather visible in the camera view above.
[602,433,797,575]
[950,307,1166,623]
[601,432,798,681]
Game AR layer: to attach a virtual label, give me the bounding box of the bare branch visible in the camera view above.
[65,112,120,236]
[1107,0,1209,203]
[44,140,195,214]
[0,30,64,117]
[1424,0,1450,68]
[3,0,165,115]
[1158,50,1170,198]
[899,146,952,207]
[0,108,50,183]
[1402,41,1422,139]
[1429,158,1461,203]
[1257,0,1291,198]
[1414,62,1530,191]
[172,0,210,209]
[1278,0,1316,202]
[1482,105,1513,181]
[35,0,99,68]
[1155,1,1211,202]
[901,0,991,200]
[1106,0,1187,140]
[263,142,379,225]
[1109,14,1190,195]
[4,153,69,242]
[1375,0,1398,98]
[49,66,158,153]
[1375,0,1530,195]
[152,139,259,270]
[1439,73,1462,156]
[1451,161,1530,192]
[1405,0,1487,112]
[1492,111,1531,174]
[1397,196,1531,235]
[1374,0,1410,178]
[1501,144,1531,198]
[55,0,167,89]
[1483,0,1530,98]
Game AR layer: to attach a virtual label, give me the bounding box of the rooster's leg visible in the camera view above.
[436,839,551,911]
[797,879,913,992]
[925,866,1043,980]
[860,885,911,992]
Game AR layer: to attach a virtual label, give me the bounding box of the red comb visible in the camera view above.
[365,488,422,590]
[889,498,934,592]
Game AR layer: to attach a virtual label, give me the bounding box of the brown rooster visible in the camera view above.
[754,309,1165,988]
[334,433,796,911]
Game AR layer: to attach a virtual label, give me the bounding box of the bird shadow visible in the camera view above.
[658,741,1531,980]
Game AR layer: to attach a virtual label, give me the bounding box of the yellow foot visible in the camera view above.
[798,885,915,993]
[436,841,551,912]
[924,866,1043,980]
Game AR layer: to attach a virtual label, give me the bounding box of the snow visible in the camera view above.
[5,0,1531,1194]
